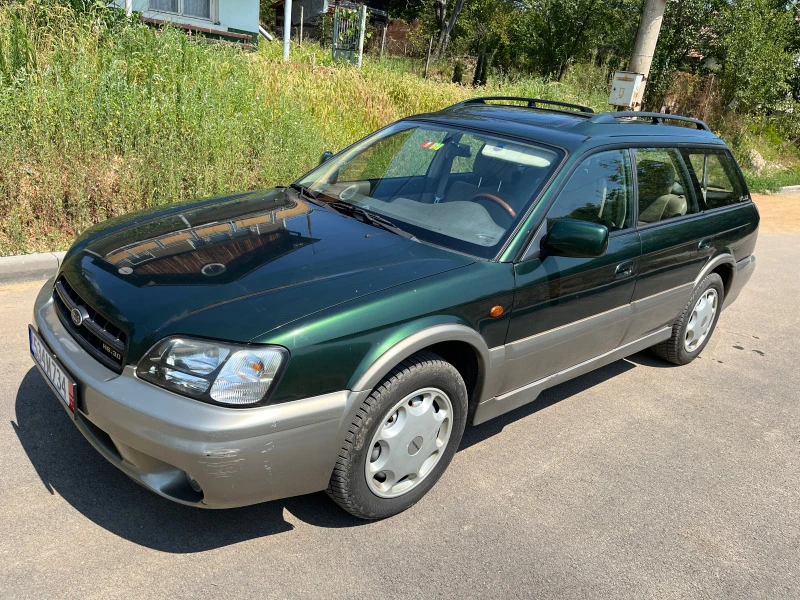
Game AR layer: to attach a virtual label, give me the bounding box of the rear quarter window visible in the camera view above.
[683,149,748,210]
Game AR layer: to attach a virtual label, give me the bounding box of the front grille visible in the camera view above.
[53,277,128,373]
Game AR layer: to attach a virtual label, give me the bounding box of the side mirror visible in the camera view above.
[319,150,334,165]
[543,219,609,258]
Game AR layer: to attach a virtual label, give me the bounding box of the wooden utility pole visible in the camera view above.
[628,0,667,109]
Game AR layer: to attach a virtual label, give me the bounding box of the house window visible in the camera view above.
[150,0,211,19]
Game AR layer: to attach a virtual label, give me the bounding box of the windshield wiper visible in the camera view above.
[325,201,418,241]
[289,183,326,207]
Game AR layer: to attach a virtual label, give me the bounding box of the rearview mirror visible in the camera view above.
[543,219,609,258]
[319,150,334,165]
[453,143,472,158]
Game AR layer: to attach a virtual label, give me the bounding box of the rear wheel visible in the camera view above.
[651,272,724,365]
[327,350,468,519]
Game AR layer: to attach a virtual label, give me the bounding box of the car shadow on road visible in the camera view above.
[460,358,637,451]
[12,368,368,553]
[14,355,644,552]
[624,350,681,369]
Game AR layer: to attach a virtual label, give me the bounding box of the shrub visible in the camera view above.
[452,59,463,84]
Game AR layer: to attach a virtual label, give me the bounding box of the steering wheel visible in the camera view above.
[466,192,516,219]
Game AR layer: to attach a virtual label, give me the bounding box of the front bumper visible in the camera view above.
[31,278,361,508]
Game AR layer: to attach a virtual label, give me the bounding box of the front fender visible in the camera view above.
[349,320,492,394]
[260,261,516,404]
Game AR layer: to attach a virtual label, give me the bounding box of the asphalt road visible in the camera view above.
[1,233,798,600]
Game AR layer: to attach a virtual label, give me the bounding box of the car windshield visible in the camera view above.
[296,121,564,258]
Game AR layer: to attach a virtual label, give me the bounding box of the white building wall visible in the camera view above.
[112,0,259,34]
[218,0,259,33]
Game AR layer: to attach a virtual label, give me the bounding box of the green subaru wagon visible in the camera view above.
[29,98,759,519]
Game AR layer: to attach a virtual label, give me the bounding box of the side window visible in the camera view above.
[634,148,696,225]
[685,150,747,209]
[546,150,633,231]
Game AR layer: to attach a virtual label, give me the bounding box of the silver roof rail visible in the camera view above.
[588,111,711,131]
[455,97,595,114]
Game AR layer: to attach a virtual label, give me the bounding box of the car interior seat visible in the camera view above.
[637,159,687,223]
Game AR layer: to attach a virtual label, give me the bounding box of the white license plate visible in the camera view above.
[29,325,76,414]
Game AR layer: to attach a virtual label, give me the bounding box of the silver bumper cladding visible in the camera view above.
[31,279,355,508]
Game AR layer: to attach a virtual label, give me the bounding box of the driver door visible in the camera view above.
[500,148,641,394]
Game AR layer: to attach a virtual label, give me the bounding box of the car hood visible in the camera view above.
[59,188,474,361]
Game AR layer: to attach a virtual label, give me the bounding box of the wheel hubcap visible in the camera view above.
[365,387,453,499]
[684,288,718,352]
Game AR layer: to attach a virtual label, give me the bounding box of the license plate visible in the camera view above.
[29,325,77,415]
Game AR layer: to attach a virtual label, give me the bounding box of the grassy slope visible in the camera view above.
[0,7,796,255]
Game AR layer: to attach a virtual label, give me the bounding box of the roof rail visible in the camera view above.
[456,96,595,114]
[588,111,711,131]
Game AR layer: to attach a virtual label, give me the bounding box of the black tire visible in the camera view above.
[327,350,468,520]
[651,272,725,365]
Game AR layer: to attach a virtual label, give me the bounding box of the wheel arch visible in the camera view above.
[710,262,734,298]
[695,253,735,298]
[350,324,492,411]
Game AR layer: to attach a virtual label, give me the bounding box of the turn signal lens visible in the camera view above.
[210,350,284,405]
[490,305,504,317]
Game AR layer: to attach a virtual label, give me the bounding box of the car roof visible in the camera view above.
[410,101,726,153]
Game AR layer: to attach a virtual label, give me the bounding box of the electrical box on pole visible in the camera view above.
[609,71,645,109]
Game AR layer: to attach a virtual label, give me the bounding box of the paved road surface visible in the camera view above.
[1,233,798,599]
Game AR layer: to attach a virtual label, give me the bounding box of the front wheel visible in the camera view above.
[327,350,468,519]
[651,272,724,365]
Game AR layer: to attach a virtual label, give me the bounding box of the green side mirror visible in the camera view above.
[543,219,609,258]
[319,150,334,165]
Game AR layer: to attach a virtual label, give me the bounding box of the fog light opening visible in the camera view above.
[185,472,203,493]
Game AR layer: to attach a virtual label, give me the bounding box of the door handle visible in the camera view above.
[698,239,711,252]
[614,261,634,279]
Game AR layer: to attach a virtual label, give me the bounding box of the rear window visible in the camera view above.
[683,150,748,210]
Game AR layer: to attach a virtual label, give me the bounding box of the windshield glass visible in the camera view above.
[297,122,564,258]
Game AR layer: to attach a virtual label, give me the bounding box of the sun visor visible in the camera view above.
[480,143,556,167]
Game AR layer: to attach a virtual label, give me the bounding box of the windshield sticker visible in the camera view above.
[421,141,433,148]
[421,141,444,150]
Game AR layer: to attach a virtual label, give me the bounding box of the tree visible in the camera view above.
[717,0,794,116]
[433,0,468,57]
[644,0,723,108]
[516,0,616,80]
[779,0,800,103]
[454,0,516,83]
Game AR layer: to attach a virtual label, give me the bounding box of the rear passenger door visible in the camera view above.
[624,146,719,343]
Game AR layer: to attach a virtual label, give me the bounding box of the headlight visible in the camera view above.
[136,337,288,407]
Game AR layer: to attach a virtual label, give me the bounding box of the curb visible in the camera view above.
[0,252,67,284]
[778,185,800,194]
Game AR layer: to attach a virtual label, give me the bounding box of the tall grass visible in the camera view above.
[0,3,618,255]
[1,3,790,256]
